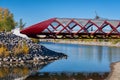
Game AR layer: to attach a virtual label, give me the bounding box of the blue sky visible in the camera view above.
[0,0,120,27]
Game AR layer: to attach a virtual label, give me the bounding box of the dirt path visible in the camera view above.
[107,62,120,80]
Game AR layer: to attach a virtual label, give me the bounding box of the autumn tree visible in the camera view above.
[0,7,17,31]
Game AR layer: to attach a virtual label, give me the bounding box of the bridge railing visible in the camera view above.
[42,21,120,34]
[40,19,120,39]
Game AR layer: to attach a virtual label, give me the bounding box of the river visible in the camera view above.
[1,42,120,80]
[29,42,120,80]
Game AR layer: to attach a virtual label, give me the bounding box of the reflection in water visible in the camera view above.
[26,72,109,80]
[0,61,53,80]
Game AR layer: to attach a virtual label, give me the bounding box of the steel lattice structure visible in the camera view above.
[20,18,120,39]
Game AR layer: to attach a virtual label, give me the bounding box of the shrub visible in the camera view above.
[22,42,29,54]
[12,41,29,56]
[12,44,22,56]
[31,38,39,43]
[0,44,9,57]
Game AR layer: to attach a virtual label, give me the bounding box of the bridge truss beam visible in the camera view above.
[20,18,120,39]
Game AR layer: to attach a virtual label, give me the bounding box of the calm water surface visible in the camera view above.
[26,42,120,80]
[39,42,120,73]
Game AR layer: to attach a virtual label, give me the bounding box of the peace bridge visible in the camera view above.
[20,18,120,39]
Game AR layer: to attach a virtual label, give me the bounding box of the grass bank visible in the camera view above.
[40,39,120,47]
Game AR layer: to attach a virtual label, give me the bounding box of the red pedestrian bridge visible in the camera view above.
[20,18,120,39]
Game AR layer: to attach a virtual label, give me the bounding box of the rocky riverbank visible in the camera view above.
[0,32,67,64]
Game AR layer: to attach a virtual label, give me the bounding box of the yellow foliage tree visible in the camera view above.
[0,7,17,31]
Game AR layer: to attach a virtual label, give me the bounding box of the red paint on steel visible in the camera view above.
[20,18,120,39]
[20,18,56,35]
